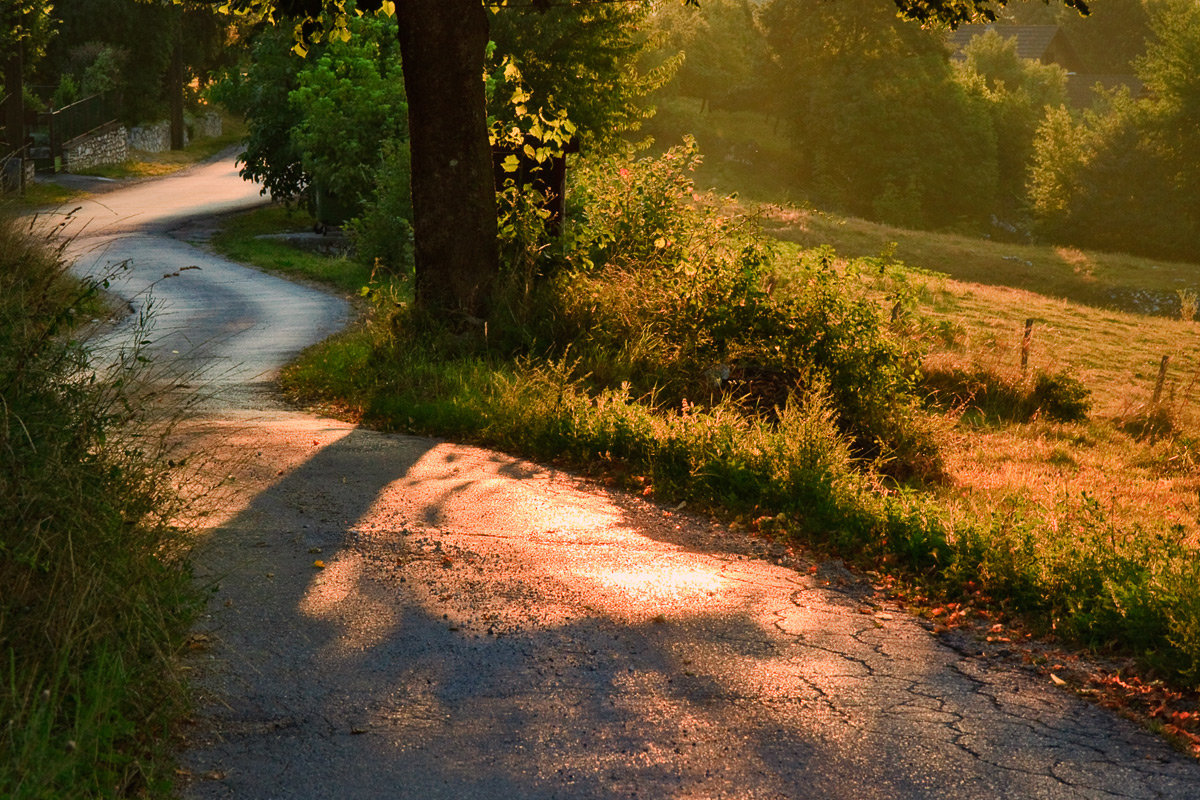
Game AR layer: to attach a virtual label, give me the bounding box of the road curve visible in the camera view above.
[65,157,1200,799]
[58,153,348,408]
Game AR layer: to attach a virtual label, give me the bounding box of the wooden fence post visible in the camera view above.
[1152,355,1171,405]
[1021,318,1034,376]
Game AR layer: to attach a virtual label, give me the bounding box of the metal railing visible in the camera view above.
[31,93,120,171]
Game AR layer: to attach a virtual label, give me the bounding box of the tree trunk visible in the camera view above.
[395,0,498,319]
[169,11,185,151]
[3,48,25,192]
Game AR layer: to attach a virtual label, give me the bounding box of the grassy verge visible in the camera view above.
[208,204,372,294]
[0,214,198,798]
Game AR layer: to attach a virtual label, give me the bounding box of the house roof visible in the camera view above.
[948,24,1084,70]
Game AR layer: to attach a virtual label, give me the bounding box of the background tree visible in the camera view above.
[652,0,772,115]
[2,0,55,177]
[215,11,407,214]
[215,0,1087,318]
[489,2,668,149]
[956,28,1067,217]
[1028,0,1199,258]
[760,0,998,228]
[34,0,237,125]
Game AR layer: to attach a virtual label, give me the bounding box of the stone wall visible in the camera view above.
[64,122,128,171]
[127,121,179,153]
[54,111,222,172]
[128,113,220,152]
[194,111,222,139]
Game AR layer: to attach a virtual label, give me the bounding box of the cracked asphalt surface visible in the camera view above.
[61,157,1200,799]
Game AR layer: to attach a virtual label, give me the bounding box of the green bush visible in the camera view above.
[348,139,413,276]
[545,141,941,478]
[1031,371,1091,422]
[922,365,1091,424]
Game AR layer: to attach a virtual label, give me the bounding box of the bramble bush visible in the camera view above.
[541,139,941,478]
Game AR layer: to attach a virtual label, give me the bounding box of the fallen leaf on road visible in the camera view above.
[1051,673,1068,687]
[313,560,325,569]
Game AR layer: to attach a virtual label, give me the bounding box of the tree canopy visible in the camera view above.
[205,0,1089,318]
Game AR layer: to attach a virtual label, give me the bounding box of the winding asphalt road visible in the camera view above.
[63,156,1200,799]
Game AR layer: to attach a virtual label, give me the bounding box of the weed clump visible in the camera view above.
[922,364,1091,424]
[1030,372,1091,422]
[0,213,196,798]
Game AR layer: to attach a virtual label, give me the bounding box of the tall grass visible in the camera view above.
[0,212,197,798]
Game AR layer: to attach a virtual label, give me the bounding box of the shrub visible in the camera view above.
[921,364,1090,424]
[546,141,941,478]
[1030,371,1091,422]
[348,139,413,276]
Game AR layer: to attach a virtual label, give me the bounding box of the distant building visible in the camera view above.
[947,24,1086,72]
[948,24,1143,108]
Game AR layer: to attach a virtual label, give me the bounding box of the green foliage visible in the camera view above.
[78,44,125,97]
[923,365,1091,423]
[50,74,79,109]
[0,214,196,798]
[1028,0,1200,259]
[1054,0,1151,74]
[0,0,56,86]
[1031,371,1091,422]
[34,0,236,124]
[288,14,407,221]
[522,140,939,477]
[948,493,1200,682]
[650,0,772,113]
[487,0,669,148]
[211,24,306,198]
[759,0,999,229]
[347,139,413,275]
[215,11,407,224]
[486,52,578,170]
[956,28,1068,214]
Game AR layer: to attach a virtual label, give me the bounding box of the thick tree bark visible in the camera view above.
[395,0,499,319]
[169,15,185,151]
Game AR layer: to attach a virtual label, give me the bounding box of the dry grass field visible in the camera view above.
[765,208,1200,549]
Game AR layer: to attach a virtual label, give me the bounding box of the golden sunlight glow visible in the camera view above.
[581,565,728,600]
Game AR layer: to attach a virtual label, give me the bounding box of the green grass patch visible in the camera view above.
[6,181,80,208]
[0,214,198,798]
[209,204,372,294]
